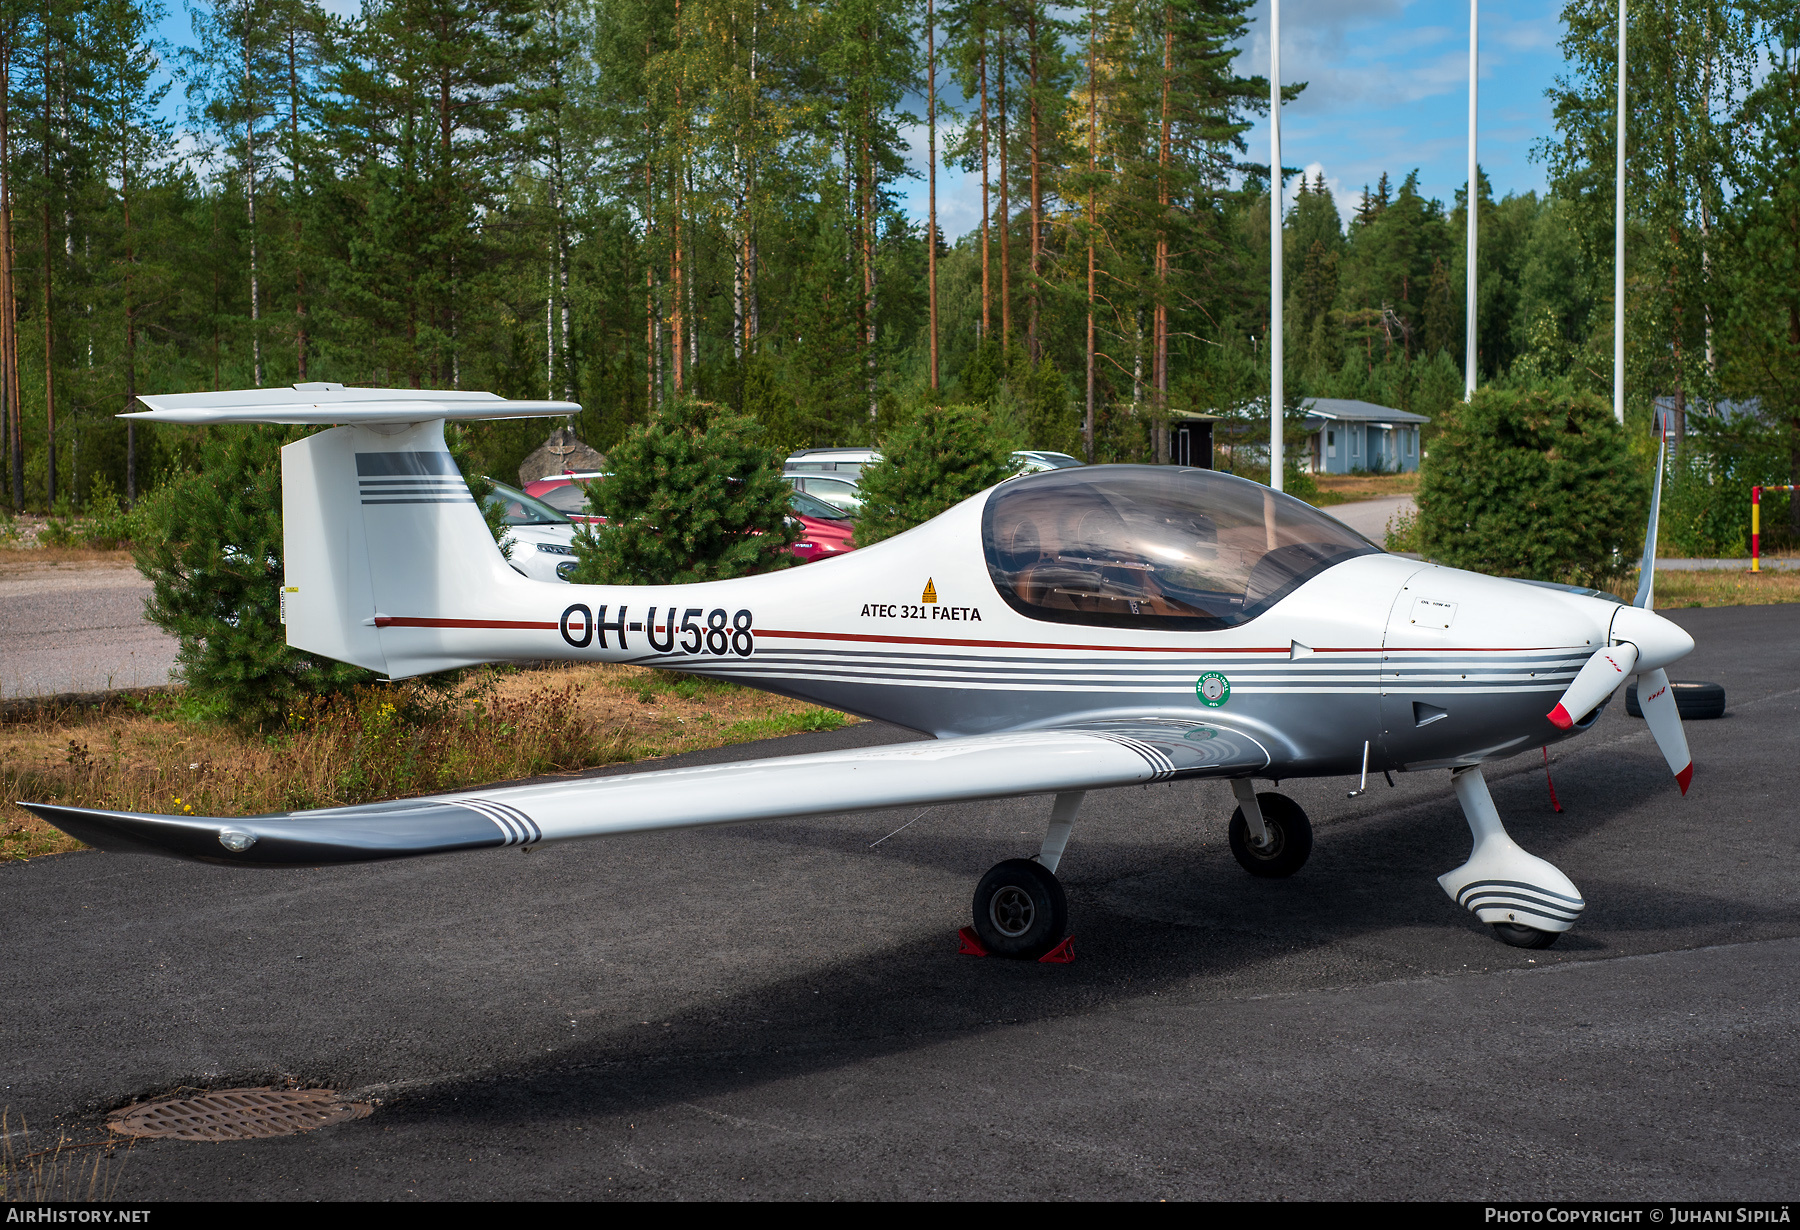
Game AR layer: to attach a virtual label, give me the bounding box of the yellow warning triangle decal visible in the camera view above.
[922,578,938,603]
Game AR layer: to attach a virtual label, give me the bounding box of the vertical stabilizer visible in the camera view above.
[358,419,521,678]
[282,419,525,680]
[283,426,386,672]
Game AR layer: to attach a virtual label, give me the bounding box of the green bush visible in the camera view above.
[39,476,148,549]
[854,402,1018,547]
[1384,506,1420,552]
[1416,385,1648,587]
[79,477,148,548]
[1657,414,1793,558]
[567,397,797,585]
[133,422,500,729]
[135,425,375,730]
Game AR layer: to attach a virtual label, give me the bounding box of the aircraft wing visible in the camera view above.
[20,719,1270,868]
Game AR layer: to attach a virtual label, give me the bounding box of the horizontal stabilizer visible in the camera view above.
[126,383,578,425]
[19,719,1270,868]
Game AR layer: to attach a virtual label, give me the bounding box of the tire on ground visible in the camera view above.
[972,858,1069,960]
[1625,679,1725,721]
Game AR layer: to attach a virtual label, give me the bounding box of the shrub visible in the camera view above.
[1384,506,1420,552]
[1416,385,1647,587]
[40,476,148,549]
[134,425,376,729]
[568,397,797,585]
[854,402,1018,546]
[1657,413,1794,558]
[133,422,500,729]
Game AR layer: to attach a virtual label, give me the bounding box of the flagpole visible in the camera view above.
[1465,0,1478,401]
[1269,0,1284,492]
[1614,0,1627,425]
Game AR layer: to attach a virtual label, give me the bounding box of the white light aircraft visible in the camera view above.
[23,386,1697,958]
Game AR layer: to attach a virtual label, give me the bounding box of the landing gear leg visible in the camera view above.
[1442,766,1584,949]
[1036,790,1083,874]
[971,791,1081,959]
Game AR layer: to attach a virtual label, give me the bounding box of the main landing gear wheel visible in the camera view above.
[1491,922,1561,949]
[972,858,1069,960]
[1228,793,1313,879]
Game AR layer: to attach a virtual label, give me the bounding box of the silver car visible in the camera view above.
[782,446,1080,519]
[782,471,864,517]
[483,481,580,583]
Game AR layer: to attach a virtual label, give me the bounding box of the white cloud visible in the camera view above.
[1242,0,1560,207]
[1286,161,1349,230]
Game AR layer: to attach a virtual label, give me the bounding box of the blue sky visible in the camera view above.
[155,0,1573,239]
[900,0,1572,239]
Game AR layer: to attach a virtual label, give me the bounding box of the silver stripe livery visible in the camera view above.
[455,798,543,847]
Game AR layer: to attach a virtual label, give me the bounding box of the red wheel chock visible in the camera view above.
[956,927,1075,963]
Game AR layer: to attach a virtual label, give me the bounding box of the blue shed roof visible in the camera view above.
[1300,397,1431,425]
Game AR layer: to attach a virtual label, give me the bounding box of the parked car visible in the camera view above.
[524,472,857,565]
[786,488,856,562]
[783,447,878,476]
[481,480,579,582]
[523,471,607,522]
[782,471,865,518]
[1012,450,1084,474]
[785,446,1078,504]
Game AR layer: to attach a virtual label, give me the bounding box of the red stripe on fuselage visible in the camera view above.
[375,617,558,630]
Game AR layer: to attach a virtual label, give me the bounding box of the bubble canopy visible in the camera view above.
[981,465,1382,631]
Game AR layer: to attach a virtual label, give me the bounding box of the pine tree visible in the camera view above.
[567,395,797,584]
[135,425,372,728]
[88,0,174,502]
[855,399,1015,545]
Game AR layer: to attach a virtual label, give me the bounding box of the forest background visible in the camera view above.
[0,0,1796,555]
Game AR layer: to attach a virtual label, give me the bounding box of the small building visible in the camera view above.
[1168,410,1218,468]
[1301,398,1430,474]
[519,424,607,486]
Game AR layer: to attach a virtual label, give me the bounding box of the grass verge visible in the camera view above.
[0,545,138,574]
[1308,472,1421,506]
[2,663,852,861]
[1615,568,1800,607]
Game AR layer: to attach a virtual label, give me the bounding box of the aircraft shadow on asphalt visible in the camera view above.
[363,738,1789,1136]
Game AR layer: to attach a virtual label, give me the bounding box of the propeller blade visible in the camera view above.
[1548,642,1639,730]
[1632,432,1667,609]
[1634,667,1694,795]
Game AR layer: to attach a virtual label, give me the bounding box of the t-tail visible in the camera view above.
[127,383,579,680]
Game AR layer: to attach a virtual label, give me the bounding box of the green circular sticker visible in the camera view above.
[1196,671,1231,708]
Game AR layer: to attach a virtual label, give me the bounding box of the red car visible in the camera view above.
[523,474,855,564]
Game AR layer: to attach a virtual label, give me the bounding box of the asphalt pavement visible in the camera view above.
[0,563,177,699]
[1323,493,1415,542]
[4,606,1799,1201]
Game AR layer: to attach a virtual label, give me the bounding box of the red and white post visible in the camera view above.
[1753,485,1762,573]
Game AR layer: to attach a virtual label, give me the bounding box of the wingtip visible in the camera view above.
[1546,704,1574,731]
[1675,763,1693,795]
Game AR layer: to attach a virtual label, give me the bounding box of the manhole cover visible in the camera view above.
[108,1088,372,1141]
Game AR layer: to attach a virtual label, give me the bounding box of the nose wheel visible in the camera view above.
[1228,791,1313,878]
[971,858,1069,960]
[1491,922,1561,949]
